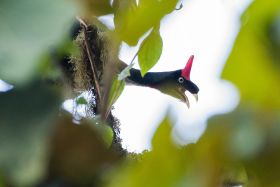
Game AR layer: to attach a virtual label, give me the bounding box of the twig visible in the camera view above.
[76,17,102,112]
[129,48,139,65]
[176,3,183,10]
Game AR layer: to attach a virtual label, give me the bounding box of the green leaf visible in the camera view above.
[107,116,183,187]
[49,116,119,185]
[81,0,113,16]
[76,96,88,105]
[0,0,77,85]
[0,174,6,187]
[151,116,175,152]
[0,82,61,186]
[216,0,280,185]
[138,28,163,76]
[207,105,280,186]
[108,79,125,108]
[222,0,280,109]
[90,120,114,148]
[114,0,178,45]
[107,111,253,187]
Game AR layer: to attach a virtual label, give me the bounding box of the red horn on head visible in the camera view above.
[181,55,194,80]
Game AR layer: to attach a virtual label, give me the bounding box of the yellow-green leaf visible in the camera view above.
[151,116,175,152]
[114,0,178,45]
[138,28,163,76]
[80,0,113,16]
[108,79,125,108]
[222,0,280,108]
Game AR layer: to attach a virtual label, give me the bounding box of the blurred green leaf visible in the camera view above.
[208,107,261,160]
[114,0,178,45]
[0,174,6,187]
[208,105,280,186]
[107,114,249,187]
[230,121,265,159]
[90,120,114,148]
[113,0,137,45]
[222,0,280,108]
[79,0,113,16]
[107,116,184,187]
[151,116,176,152]
[220,0,280,185]
[0,0,77,85]
[0,82,61,186]
[49,116,119,185]
[138,27,163,76]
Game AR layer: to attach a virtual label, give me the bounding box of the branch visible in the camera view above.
[77,17,102,113]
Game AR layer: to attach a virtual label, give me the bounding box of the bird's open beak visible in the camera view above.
[157,85,198,108]
[178,88,190,108]
[177,88,198,108]
[179,90,190,108]
[192,93,198,102]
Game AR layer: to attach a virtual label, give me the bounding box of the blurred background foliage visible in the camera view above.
[0,0,280,187]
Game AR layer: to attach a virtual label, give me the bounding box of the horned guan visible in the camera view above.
[121,55,199,107]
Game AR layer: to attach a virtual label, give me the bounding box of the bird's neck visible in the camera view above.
[127,68,179,87]
[117,60,180,87]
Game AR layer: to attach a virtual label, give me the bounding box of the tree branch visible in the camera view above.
[77,17,102,113]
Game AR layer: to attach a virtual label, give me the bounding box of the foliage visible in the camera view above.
[0,0,77,85]
[138,26,163,76]
[0,0,280,187]
[0,82,61,186]
[113,0,178,45]
[222,0,280,109]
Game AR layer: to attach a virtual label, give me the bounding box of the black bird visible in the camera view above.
[124,55,199,107]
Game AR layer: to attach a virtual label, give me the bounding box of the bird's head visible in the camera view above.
[155,55,199,107]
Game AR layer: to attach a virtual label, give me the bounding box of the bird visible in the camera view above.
[123,55,199,108]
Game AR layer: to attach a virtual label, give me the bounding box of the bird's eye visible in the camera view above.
[178,77,184,83]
